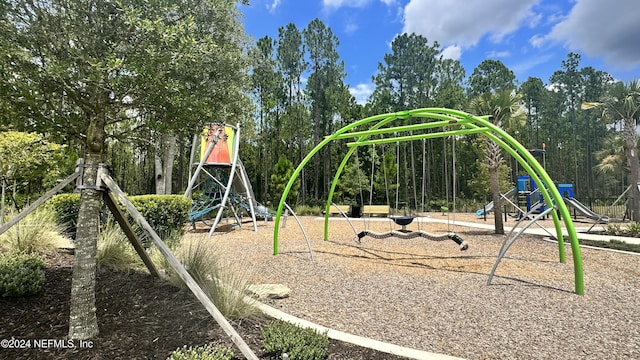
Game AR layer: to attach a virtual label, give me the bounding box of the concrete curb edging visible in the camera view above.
[253,301,466,360]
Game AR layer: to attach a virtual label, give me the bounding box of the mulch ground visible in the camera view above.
[0,251,403,360]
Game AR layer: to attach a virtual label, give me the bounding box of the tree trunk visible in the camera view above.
[487,139,504,234]
[0,178,5,225]
[624,118,640,221]
[155,134,176,195]
[68,116,106,340]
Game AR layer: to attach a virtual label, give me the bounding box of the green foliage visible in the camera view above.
[156,237,258,320]
[466,159,513,198]
[0,208,64,255]
[167,344,234,360]
[270,156,300,205]
[261,320,328,360]
[96,221,141,271]
[293,204,322,216]
[603,222,640,238]
[46,193,81,238]
[336,156,368,204]
[47,194,190,239]
[0,131,64,181]
[129,195,191,238]
[0,252,46,297]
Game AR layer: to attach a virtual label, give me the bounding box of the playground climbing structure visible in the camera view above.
[184,123,270,235]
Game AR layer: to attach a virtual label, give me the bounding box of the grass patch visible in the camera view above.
[0,208,66,255]
[579,238,640,253]
[151,235,258,320]
[97,221,143,271]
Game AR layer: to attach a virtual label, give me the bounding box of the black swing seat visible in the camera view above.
[389,215,415,226]
[356,230,468,251]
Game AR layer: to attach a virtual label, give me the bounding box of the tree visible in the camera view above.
[276,23,308,203]
[0,131,63,221]
[519,77,546,148]
[468,90,523,234]
[583,80,640,220]
[2,0,250,339]
[303,18,347,200]
[467,59,516,97]
[270,155,300,205]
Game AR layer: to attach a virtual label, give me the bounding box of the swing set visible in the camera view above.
[347,140,468,251]
[272,108,586,295]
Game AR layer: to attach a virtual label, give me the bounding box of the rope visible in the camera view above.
[356,230,468,251]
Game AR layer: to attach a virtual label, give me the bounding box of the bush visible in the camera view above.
[47,193,191,240]
[0,252,46,297]
[0,207,65,255]
[128,195,191,238]
[261,320,328,360]
[167,344,234,360]
[293,204,322,216]
[47,193,80,238]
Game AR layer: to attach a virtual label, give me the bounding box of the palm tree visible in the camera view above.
[583,80,640,220]
[468,90,523,234]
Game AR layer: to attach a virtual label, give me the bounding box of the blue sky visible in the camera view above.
[240,0,640,103]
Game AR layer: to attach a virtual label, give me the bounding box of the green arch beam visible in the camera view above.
[272,108,584,295]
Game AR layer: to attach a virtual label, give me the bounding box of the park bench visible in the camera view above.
[324,204,351,216]
[362,205,390,217]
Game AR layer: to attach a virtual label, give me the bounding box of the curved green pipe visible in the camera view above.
[273,112,404,253]
[273,108,584,295]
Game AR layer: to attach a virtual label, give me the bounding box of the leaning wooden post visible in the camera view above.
[0,170,81,236]
[103,191,159,278]
[98,170,258,360]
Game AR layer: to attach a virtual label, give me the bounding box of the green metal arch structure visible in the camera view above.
[273,108,584,295]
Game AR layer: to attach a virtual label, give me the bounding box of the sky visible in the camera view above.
[239,0,640,104]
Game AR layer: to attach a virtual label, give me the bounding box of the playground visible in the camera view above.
[202,214,640,360]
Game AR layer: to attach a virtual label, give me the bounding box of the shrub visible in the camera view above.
[293,204,322,216]
[603,223,623,236]
[0,252,46,297]
[261,320,328,360]
[167,344,234,360]
[129,195,191,238]
[47,193,80,238]
[47,193,191,240]
[96,221,141,271]
[155,236,257,320]
[625,222,640,237]
[0,207,64,255]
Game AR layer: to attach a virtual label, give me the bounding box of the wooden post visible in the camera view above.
[103,192,159,278]
[100,173,258,360]
[0,171,80,236]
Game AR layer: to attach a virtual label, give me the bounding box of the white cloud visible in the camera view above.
[486,50,510,58]
[547,0,640,69]
[402,0,539,47]
[345,22,359,35]
[323,0,396,10]
[323,0,371,9]
[349,83,374,104]
[266,0,282,13]
[441,45,462,61]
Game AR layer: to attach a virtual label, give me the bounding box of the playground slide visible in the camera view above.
[564,197,609,223]
[476,188,517,216]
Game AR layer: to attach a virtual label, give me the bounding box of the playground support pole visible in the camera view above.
[184,127,222,198]
[208,123,243,237]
